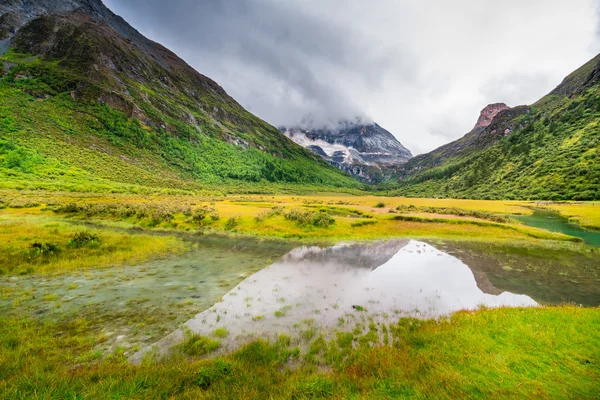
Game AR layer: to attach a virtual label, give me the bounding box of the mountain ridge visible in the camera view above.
[281,119,412,183]
[0,0,361,192]
[394,53,600,200]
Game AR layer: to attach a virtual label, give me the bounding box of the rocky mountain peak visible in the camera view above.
[1,0,147,53]
[281,119,412,183]
[473,103,510,130]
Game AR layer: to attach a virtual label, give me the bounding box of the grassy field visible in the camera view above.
[2,191,597,250]
[1,191,599,399]
[0,212,185,275]
[0,306,598,399]
[542,202,600,230]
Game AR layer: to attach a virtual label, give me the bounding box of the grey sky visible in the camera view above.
[103,0,599,155]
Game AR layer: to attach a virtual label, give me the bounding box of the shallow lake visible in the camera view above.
[0,235,294,353]
[515,208,600,246]
[3,233,599,358]
[131,238,600,360]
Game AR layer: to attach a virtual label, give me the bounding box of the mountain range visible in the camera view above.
[394,54,600,200]
[0,0,599,200]
[280,120,412,183]
[0,0,359,192]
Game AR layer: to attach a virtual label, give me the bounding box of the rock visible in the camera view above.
[473,103,510,130]
[281,118,412,182]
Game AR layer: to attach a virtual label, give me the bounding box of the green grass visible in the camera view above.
[0,212,185,275]
[393,70,600,201]
[0,47,361,194]
[0,306,598,399]
[178,333,221,357]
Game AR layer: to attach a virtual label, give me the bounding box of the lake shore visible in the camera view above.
[2,306,598,399]
[1,191,599,399]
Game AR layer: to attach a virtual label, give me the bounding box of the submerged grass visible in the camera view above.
[0,306,598,399]
[0,213,185,275]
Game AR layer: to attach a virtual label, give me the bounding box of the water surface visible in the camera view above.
[136,238,600,360]
[3,233,599,359]
[515,208,600,246]
[0,235,293,353]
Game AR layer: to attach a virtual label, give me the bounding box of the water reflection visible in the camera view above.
[135,240,537,360]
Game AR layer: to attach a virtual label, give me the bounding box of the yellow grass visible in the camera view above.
[263,194,534,214]
[543,202,600,230]
[0,213,185,275]
[0,190,589,246]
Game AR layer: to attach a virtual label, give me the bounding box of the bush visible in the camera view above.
[374,202,386,208]
[284,209,335,228]
[179,334,221,357]
[224,216,239,230]
[56,203,82,213]
[68,232,100,248]
[254,207,283,224]
[191,206,219,225]
[148,206,174,225]
[312,212,335,228]
[28,242,60,257]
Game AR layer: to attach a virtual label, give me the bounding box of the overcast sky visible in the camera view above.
[103,0,599,155]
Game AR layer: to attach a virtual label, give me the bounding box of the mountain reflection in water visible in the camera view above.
[132,240,536,361]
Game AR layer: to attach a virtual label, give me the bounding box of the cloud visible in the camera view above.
[481,73,554,107]
[103,0,599,155]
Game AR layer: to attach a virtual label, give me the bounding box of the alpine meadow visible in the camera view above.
[1,1,599,399]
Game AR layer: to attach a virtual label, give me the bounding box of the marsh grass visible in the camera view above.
[178,333,221,357]
[2,190,595,246]
[0,307,598,399]
[396,204,512,223]
[391,214,583,242]
[0,214,184,275]
[544,202,600,230]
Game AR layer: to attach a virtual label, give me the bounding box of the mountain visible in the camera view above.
[0,0,360,192]
[394,54,600,200]
[280,119,412,183]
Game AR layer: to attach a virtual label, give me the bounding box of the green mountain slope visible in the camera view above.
[394,55,600,200]
[0,1,360,193]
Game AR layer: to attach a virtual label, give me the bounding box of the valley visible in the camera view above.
[1,0,599,399]
[1,192,600,398]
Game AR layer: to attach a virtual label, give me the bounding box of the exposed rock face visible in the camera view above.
[281,120,412,182]
[473,103,510,130]
[1,0,142,44]
[398,102,532,178]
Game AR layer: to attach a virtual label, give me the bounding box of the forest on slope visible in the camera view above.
[393,54,600,200]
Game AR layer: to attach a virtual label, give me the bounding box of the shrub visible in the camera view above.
[284,209,335,228]
[224,216,239,230]
[68,232,100,248]
[56,203,82,213]
[148,206,174,225]
[190,206,219,225]
[28,242,60,257]
[374,202,386,208]
[254,206,283,224]
[312,212,335,228]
